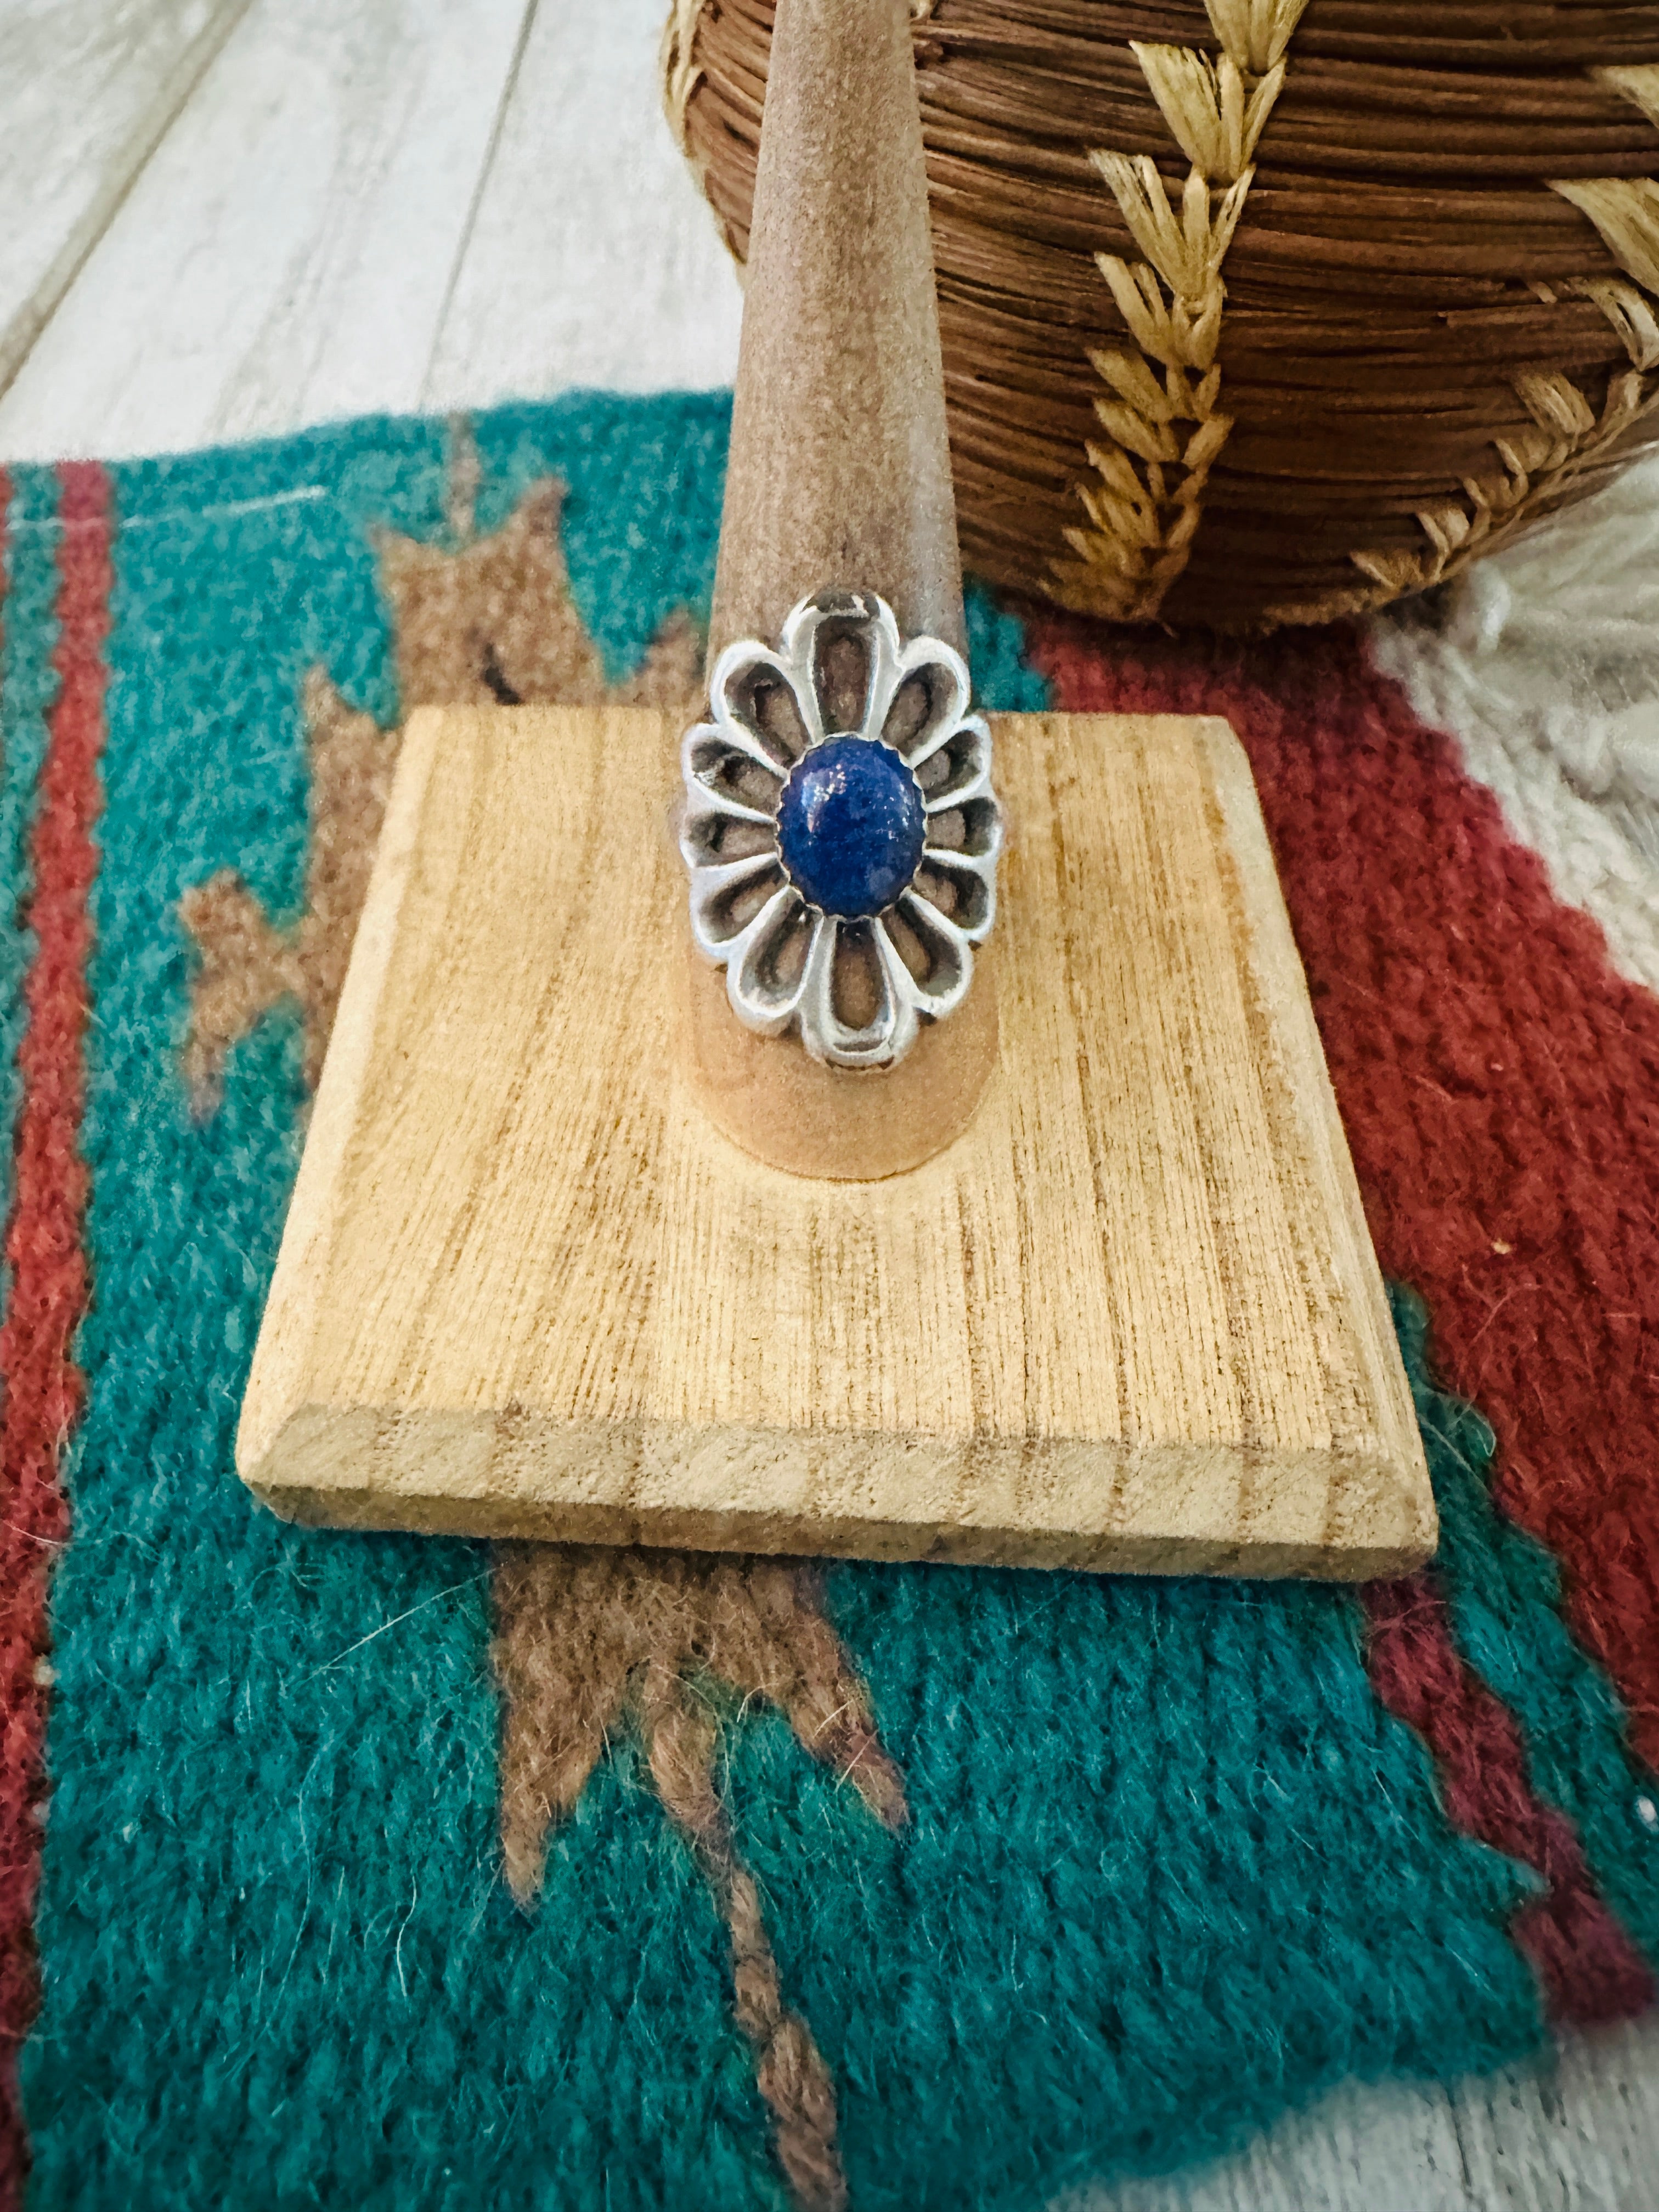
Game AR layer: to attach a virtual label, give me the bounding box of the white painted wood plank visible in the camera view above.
[1066,2018,1659,2211]
[420,0,742,408]
[0,0,532,461]
[1449,2024,1659,2212]
[0,0,249,401]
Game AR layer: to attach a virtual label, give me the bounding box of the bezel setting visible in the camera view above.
[679,590,1002,1070]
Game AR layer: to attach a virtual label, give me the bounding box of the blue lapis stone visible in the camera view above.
[776,737,926,918]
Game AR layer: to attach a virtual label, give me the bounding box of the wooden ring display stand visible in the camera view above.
[237,0,1436,1581]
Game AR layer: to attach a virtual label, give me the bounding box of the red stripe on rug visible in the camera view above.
[1027,614,1659,2020]
[0,461,111,2205]
[1365,1576,1654,2024]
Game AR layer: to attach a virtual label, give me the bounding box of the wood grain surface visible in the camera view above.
[0,0,534,456]
[419,0,742,409]
[239,701,1431,1577]
[0,0,248,410]
[0,0,740,461]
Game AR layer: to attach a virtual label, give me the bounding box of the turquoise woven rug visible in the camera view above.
[1,394,1655,2210]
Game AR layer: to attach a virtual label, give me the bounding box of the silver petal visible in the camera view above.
[689,851,786,956]
[797,916,921,1069]
[709,633,822,762]
[726,888,815,1036]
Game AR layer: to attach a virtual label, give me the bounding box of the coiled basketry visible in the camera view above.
[664,0,1659,629]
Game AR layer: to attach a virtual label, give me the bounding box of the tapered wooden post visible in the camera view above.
[682,0,996,1180]
[709,0,964,659]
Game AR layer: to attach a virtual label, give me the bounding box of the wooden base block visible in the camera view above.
[237,704,1435,1580]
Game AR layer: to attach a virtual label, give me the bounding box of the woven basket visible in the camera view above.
[664,0,1659,629]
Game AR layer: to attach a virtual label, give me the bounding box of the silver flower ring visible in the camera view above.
[678,590,1002,1069]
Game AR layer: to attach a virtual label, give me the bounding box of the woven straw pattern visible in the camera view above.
[667,0,1659,629]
